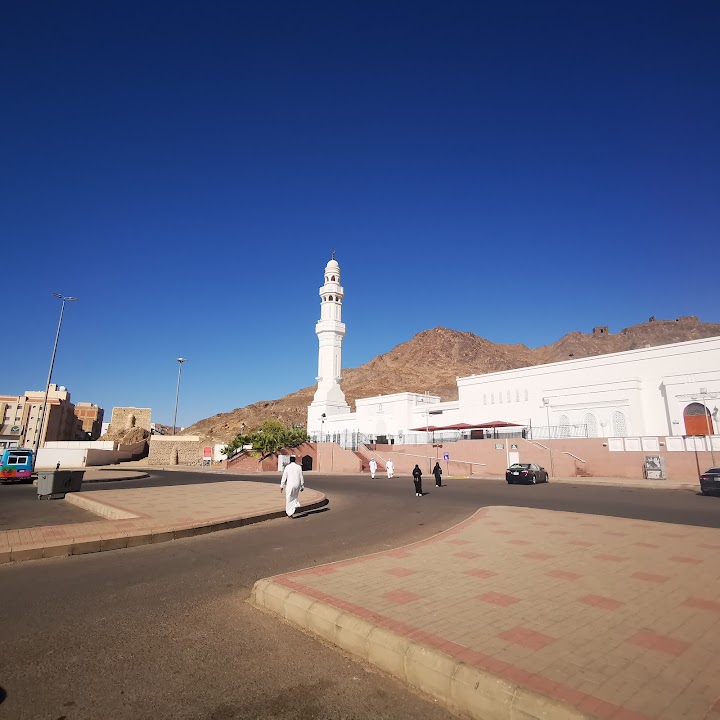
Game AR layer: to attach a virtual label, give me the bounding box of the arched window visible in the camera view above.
[558,414,571,437]
[483,393,486,405]
[329,295,334,301]
[515,390,520,402]
[499,392,503,403]
[683,402,712,435]
[507,391,511,403]
[612,411,627,437]
[331,275,336,281]
[584,413,598,438]
[491,393,494,404]
[524,389,529,401]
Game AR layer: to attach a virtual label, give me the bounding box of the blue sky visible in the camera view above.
[1,1,719,427]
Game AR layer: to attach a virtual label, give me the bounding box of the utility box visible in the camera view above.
[37,470,85,499]
[643,455,666,480]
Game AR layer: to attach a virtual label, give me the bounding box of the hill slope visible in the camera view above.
[184,316,720,443]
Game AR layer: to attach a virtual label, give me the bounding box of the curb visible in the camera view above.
[81,471,151,483]
[250,578,590,720]
[1,496,328,566]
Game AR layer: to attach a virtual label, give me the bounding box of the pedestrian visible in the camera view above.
[412,464,423,496]
[280,455,305,517]
[369,458,377,479]
[386,459,394,478]
[433,461,442,487]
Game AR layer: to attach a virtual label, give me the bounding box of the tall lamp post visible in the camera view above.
[318,413,326,473]
[33,293,78,471]
[699,387,716,465]
[542,397,555,478]
[172,358,187,435]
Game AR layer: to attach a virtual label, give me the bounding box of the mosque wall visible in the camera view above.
[365,437,717,481]
[456,336,720,438]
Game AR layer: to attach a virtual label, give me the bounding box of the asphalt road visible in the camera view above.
[0,472,718,720]
[0,480,96,530]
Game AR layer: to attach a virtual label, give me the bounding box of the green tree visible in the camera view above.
[223,421,308,459]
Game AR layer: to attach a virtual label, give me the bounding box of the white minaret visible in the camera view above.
[307,254,351,432]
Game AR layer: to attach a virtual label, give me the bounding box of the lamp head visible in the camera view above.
[176,357,186,364]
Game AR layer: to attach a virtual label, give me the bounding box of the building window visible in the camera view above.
[612,411,627,437]
[491,393,494,404]
[331,275,335,281]
[499,392,503,403]
[558,414,571,437]
[515,390,520,402]
[507,391,511,403]
[584,413,598,438]
[483,393,486,405]
[524,389,528,401]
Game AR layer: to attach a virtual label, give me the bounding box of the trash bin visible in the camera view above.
[37,470,85,499]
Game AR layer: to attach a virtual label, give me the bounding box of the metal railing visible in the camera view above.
[309,423,590,449]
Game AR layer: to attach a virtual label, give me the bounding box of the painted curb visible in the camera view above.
[81,471,151,483]
[250,578,590,720]
[0,496,328,566]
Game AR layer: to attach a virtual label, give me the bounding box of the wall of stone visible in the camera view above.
[110,407,152,431]
[148,435,202,465]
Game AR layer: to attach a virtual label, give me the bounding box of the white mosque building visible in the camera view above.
[307,256,720,446]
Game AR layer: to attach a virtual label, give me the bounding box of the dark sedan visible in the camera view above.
[506,463,549,484]
[700,467,720,496]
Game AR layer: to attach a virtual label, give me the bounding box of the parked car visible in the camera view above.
[506,463,548,484]
[700,467,720,496]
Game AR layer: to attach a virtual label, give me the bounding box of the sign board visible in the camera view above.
[510,443,519,450]
[203,447,212,458]
[443,452,450,461]
[495,443,504,450]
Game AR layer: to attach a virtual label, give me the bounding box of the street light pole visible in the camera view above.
[33,293,78,471]
[542,397,555,478]
[319,413,326,473]
[172,358,187,435]
[699,387,716,465]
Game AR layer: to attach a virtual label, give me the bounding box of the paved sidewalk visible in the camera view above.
[1,481,326,565]
[448,475,700,491]
[252,506,720,720]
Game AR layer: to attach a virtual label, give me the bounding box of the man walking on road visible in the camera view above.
[280,455,304,517]
[369,458,377,479]
[386,459,394,478]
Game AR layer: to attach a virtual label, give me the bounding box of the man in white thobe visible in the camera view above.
[386,460,394,478]
[369,458,377,479]
[280,455,305,517]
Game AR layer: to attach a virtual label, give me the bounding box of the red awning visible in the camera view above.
[465,420,524,429]
[409,420,524,432]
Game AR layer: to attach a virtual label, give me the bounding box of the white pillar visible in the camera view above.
[308,256,350,432]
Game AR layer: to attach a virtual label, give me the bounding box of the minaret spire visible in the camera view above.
[307,254,351,432]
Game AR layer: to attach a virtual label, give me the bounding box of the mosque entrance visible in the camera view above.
[683,402,713,435]
[301,455,313,471]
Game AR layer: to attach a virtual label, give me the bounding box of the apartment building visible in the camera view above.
[0,385,103,449]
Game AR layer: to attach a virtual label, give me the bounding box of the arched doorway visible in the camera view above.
[301,455,313,471]
[684,402,713,435]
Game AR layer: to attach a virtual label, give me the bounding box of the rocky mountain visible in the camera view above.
[184,316,720,444]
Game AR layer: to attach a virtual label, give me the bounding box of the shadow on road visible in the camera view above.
[294,507,330,519]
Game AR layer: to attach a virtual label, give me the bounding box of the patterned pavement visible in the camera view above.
[260,506,720,720]
[0,481,326,563]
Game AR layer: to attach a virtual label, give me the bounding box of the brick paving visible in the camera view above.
[263,506,720,720]
[0,481,325,564]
